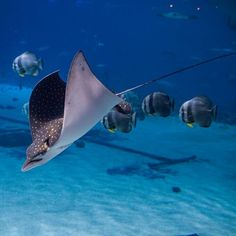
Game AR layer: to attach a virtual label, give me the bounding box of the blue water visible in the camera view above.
[0,1,236,235]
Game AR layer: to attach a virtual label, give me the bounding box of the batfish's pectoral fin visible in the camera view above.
[187,123,193,128]
[108,128,116,133]
[59,51,122,145]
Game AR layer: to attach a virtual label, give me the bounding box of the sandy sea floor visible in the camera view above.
[0,85,235,236]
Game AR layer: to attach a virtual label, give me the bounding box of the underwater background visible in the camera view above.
[0,0,236,235]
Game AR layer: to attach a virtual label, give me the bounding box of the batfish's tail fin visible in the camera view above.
[211,105,217,120]
[59,51,122,145]
[38,58,43,70]
[116,52,236,96]
[132,112,137,128]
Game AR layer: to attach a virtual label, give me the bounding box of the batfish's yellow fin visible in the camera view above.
[187,123,193,128]
[108,128,116,133]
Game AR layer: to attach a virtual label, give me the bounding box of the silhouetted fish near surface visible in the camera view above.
[157,12,198,20]
[210,48,236,53]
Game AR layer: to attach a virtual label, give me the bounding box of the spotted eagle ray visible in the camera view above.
[22,51,236,171]
[22,52,122,171]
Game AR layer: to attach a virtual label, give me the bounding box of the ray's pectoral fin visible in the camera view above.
[59,51,123,145]
[29,71,66,141]
[22,72,66,172]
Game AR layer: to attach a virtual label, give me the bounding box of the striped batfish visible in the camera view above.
[142,92,174,117]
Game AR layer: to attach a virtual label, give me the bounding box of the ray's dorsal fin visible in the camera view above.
[59,51,122,145]
[29,71,66,141]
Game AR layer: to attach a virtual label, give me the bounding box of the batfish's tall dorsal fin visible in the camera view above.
[29,71,66,141]
[59,51,122,145]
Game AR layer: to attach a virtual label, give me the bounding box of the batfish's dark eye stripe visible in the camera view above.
[102,116,106,126]
[18,57,26,74]
[166,95,171,107]
[149,93,155,114]
[153,92,159,113]
[144,95,150,114]
[107,112,116,129]
[13,62,17,70]
[187,104,194,122]
[142,97,147,114]
[181,108,185,122]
